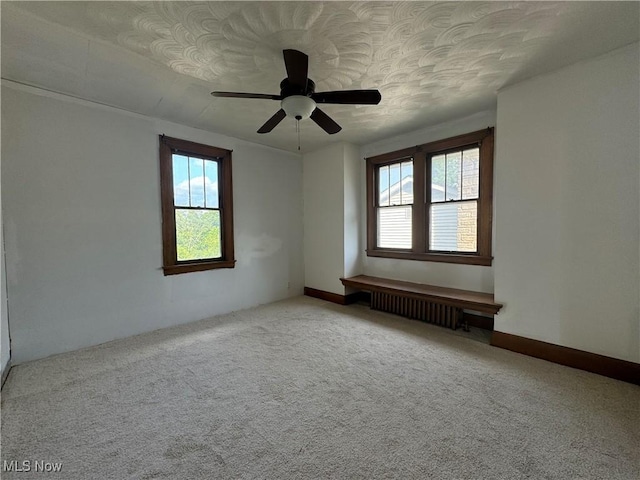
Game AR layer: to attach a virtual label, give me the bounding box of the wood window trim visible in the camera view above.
[159,135,236,275]
[366,128,494,266]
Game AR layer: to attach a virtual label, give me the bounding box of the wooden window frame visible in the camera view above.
[159,135,235,275]
[366,128,494,266]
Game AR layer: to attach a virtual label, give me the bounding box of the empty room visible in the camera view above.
[1,1,639,479]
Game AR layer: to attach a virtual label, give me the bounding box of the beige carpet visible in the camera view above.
[1,296,638,479]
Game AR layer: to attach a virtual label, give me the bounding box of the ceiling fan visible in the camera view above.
[211,49,381,135]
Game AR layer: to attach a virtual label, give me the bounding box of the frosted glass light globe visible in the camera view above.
[281,95,316,120]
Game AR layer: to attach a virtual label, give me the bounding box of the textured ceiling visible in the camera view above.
[2,1,639,153]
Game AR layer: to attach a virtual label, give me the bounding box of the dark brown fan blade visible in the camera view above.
[212,91,281,100]
[283,49,308,90]
[310,108,341,134]
[311,90,381,105]
[257,109,287,134]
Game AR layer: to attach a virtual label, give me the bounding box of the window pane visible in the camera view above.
[204,160,219,208]
[400,161,414,204]
[389,163,401,205]
[378,206,412,249]
[175,209,221,261]
[378,165,389,206]
[189,157,205,207]
[430,201,477,252]
[445,151,461,201]
[172,154,190,207]
[462,148,479,200]
[431,154,445,202]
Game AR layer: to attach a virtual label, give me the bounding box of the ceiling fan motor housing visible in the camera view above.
[279,78,315,97]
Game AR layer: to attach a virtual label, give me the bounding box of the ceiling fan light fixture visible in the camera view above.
[281,95,316,120]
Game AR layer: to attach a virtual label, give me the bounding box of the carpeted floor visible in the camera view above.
[1,296,638,479]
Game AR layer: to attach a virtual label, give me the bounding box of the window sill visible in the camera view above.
[163,259,236,276]
[366,249,492,266]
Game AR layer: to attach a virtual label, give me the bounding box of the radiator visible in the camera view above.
[371,291,463,330]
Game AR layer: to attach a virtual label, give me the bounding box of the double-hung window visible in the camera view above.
[366,128,494,266]
[429,146,480,253]
[159,136,235,275]
[377,159,414,249]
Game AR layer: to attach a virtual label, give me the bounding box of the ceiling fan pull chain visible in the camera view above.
[297,118,301,151]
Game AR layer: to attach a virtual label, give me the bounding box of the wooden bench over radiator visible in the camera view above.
[340,275,503,331]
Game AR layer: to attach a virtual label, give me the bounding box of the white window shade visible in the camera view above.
[430,201,477,252]
[378,206,412,249]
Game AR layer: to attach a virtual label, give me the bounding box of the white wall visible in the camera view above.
[1,84,304,363]
[303,142,363,295]
[0,102,10,373]
[1,218,9,377]
[343,143,361,280]
[494,43,640,363]
[303,143,345,295]
[360,110,497,293]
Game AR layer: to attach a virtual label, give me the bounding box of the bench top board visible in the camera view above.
[340,275,503,315]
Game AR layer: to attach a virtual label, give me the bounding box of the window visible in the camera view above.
[377,159,414,249]
[366,128,494,266]
[159,136,235,275]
